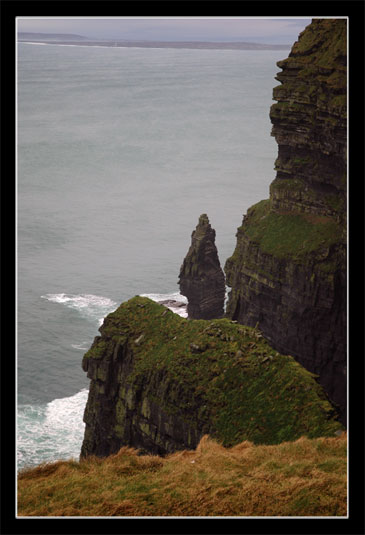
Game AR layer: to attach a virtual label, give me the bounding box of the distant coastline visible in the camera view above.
[18,32,290,50]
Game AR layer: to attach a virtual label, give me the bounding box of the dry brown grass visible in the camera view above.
[17,433,347,517]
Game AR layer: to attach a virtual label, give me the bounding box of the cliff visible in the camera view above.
[179,214,226,319]
[80,296,342,459]
[225,19,347,423]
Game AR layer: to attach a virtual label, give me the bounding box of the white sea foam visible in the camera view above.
[71,342,90,350]
[141,290,229,316]
[17,389,89,469]
[141,291,188,317]
[41,293,117,326]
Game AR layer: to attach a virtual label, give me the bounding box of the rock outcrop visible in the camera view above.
[179,214,226,319]
[224,19,347,423]
[80,296,342,459]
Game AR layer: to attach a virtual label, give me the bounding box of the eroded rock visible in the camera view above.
[225,19,347,423]
[80,297,343,459]
[179,214,226,319]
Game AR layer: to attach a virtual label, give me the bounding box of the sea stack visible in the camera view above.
[178,214,225,319]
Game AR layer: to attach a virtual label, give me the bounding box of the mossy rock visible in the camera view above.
[240,199,342,261]
[83,296,343,451]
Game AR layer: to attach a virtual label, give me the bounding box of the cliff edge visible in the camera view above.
[80,297,342,458]
[225,19,347,423]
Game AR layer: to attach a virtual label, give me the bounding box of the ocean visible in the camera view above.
[17,41,283,469]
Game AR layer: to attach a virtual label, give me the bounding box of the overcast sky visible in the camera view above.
[17,17,312,44]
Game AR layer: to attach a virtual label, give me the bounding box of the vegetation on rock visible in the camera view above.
[81,296,342,459]
[224,19,347,422]
[240,199,341,260]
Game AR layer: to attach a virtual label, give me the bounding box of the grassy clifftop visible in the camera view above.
[18,433,347,516]
[236,199,342,261]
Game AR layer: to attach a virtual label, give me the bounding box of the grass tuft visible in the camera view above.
[17,433,347,517]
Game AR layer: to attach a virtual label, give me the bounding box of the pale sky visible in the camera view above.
[17,17,312,44]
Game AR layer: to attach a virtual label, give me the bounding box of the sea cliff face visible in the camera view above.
[225,19,347,423]
[81,297,342,458]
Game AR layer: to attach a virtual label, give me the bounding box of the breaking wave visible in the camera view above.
[17,389,89,470]
[41,293,118,326]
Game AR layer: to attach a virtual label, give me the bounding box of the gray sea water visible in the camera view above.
[17,42,283,469]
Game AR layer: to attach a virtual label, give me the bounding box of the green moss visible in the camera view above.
[242,261,278,283]
[271,178,304,193]
[292,156,311,165]
[297,65,319,78]
[87,297,343,448]
[270,179,346,217]
[324,192,345,212]
[273,20,346,122]
[84,339,111,360]
[242,200,341,261]
[291,20,346,66]
[330,94,346,110]
[270,100,310,119]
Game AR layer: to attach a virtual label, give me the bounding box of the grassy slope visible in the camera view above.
[17,433,347,517]
[242,199,342,261]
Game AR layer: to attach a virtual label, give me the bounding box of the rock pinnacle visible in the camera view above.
[178,214,225,319]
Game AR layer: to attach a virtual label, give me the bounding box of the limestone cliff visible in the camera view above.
[225,19,347,423]
[81,297,342,458]
[179,214,226,319]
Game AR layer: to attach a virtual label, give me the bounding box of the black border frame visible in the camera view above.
[1,2,364,534]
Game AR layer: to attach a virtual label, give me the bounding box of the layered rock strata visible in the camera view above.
[225,19,347,423]
[80,297,342,458]
[179,214,226,319]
